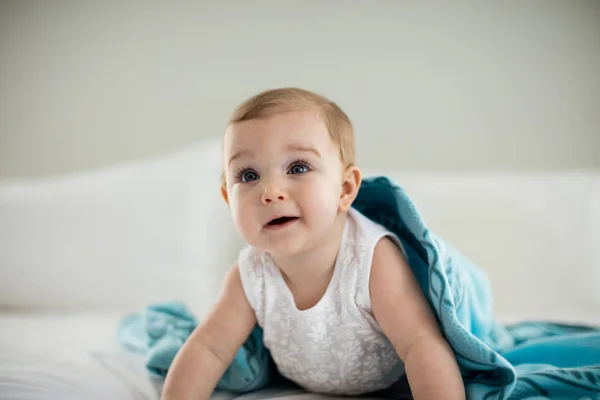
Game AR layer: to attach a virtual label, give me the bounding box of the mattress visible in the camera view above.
[0,312,390,400]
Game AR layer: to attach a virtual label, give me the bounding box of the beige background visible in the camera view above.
[1,0,599,179]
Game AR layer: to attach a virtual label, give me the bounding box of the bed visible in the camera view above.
[1,138,598,399]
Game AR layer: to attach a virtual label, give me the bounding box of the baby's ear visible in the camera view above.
[339,165,362,212]
[220,185,230,205]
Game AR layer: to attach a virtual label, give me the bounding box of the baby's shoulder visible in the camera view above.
[237,244,262,265]
[237,245,274,278]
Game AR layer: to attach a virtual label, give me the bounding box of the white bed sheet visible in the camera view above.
[0,312,161,400]
[5,311,595,399]
[0,312,392,400]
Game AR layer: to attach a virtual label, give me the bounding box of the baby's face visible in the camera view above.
[222,110,346,257]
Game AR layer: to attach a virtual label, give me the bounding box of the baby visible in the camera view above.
[162,88,465,399]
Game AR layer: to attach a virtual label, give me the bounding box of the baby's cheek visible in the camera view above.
[308,190,339,221]
[232,206,252,236]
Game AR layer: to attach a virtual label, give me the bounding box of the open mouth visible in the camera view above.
[266,216,298,228]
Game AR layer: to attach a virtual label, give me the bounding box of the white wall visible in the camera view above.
[1,0,599,179]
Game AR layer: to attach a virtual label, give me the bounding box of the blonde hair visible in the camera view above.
[222,87,355,185]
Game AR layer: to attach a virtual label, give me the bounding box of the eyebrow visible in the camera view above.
[228,149,251,166]
[228,145,321,166]
[286,144,321,158]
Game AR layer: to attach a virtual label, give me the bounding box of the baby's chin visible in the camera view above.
[257,244,303,258]
[253,237,310,258]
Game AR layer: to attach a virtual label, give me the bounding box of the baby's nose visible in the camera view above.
[261,183,287,204]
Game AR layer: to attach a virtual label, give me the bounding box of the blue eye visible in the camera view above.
[289,160,310,175]
[237,169,259,182]
[242,171,258,182]
[290,164,307,174]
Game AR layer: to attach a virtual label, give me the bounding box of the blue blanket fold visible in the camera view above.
[117,176,600,399]
[117,301,272,392]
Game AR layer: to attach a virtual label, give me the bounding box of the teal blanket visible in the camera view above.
[118,176,600,399]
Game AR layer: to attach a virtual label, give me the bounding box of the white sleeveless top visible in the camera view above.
[238,208,406,395]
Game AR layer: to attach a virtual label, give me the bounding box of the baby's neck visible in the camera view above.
[270,213,347,305]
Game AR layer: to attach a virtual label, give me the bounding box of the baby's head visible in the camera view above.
[221,88,361,256]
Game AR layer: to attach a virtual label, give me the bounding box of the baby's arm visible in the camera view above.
[161,264,257,400]
[370,237,465,400]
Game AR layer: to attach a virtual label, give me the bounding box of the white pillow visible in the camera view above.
[0,138,243,317]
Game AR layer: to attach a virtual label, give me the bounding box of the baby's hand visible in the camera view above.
[161,264,257,400]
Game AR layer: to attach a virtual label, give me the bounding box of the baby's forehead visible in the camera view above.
[225,112,334,150]
[230,110,322,132]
